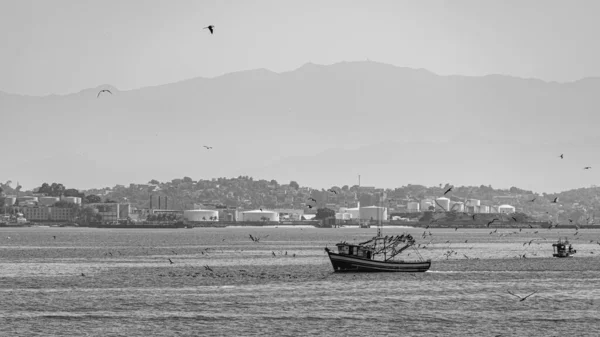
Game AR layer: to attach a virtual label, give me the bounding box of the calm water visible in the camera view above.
[1,226,600,336]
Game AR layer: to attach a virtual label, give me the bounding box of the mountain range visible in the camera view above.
[2,60,599,192]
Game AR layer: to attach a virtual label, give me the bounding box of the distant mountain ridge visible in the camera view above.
[1,60,599,192]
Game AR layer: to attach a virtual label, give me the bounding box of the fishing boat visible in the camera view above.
[325,180,431,272]
[552,237,577,258]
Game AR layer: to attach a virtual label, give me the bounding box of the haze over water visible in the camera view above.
[2,226,600,336]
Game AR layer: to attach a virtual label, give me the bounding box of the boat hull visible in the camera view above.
[327,252,431,272]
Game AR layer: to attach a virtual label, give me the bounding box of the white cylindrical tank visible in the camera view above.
[346,207,360,219]
[3,196,16,206]
[335,212,351,220]
[479,205,490,213]
[435,197,450,211]
[466,199,480,207]
[359,206,388,221]
[490,206,499,213]
[39,197,60,206]
[498,204,516,214]
[17,196,38,203]
[407,202,420,212]
[242,210,279,222]
[184,209,219,221]
[450,202,464,212]
[420,200,434,211]
[61,196,82,204]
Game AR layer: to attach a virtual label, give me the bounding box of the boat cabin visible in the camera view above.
[552,237,576,258]
[336,243,374,260]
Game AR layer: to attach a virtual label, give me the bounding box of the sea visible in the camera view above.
[1,225,599,337]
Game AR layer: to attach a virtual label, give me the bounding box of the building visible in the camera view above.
[498,204,516,214]
[184,209,219,221]
[359,206,388,221]
[241,210,279,222]
[273,208,304,221]
[20,206,74,221]
[89,203,120,222]
[119,203,131,218]
[407,202,420,213]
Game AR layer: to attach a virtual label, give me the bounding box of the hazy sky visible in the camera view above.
[2,0,600,96]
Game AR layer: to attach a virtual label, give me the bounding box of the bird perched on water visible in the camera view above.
[204,25,214,34]
[97,89,112,97]
[507,290,537,302]
[203,145,212,149]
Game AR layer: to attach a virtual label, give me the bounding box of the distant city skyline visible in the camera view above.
[2,0,600,95]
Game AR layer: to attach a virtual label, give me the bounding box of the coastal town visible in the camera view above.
[1,177,597,227]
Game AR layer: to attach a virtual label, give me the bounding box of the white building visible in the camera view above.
[435,197,450,212]
[359,206,388,221]
[184,209,219,221]
[241,210,279,222]
[498,204,516,214]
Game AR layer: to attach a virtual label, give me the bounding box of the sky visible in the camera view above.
[2,0,600,193]
[2,0,600,96]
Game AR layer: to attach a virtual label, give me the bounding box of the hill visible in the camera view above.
[2,61,600,191]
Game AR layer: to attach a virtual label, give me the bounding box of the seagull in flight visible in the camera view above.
[203,145,213,149]
[507,290,538,302]
[552,197,559,203]
[559,154,563,159]
[204,25,214,34]
[443,186,453,195]
[328,189,337,194]
[97,89,112,97]
[584,166,592,170]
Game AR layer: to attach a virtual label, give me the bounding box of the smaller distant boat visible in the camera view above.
[552,237,577,258]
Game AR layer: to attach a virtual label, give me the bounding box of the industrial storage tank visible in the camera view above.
[345,207,360,219]
[498,204,516,214]
[420,200,434,211]
[466,199,481,207]
[39,197,60,206]
[335,212,351,220]
[478,205,490,213]
[450,202,464,212]
[407,202,420,212]
[435,197,450,211]
[241,210,279,222]
[3,196,16,206]
[183,210,219,221]
[17,196,38,204]
[61,196,82,204]
[359,206,388,221]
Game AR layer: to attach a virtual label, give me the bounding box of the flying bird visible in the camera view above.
[203,145,213,149]
[97,89,112,97]
[529,198,536,202]
[552,197,559,203]
[168,258,174,264]
[559,154,563,159]
[308,197,317,202]
[487,219,499,227]
[584,167,592,170]
[204,265,213,272]
[306,205,313,209]
[204,25,214,34]
[328,189,337,194]
[443,186,453,195]
[507,290,538,302]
